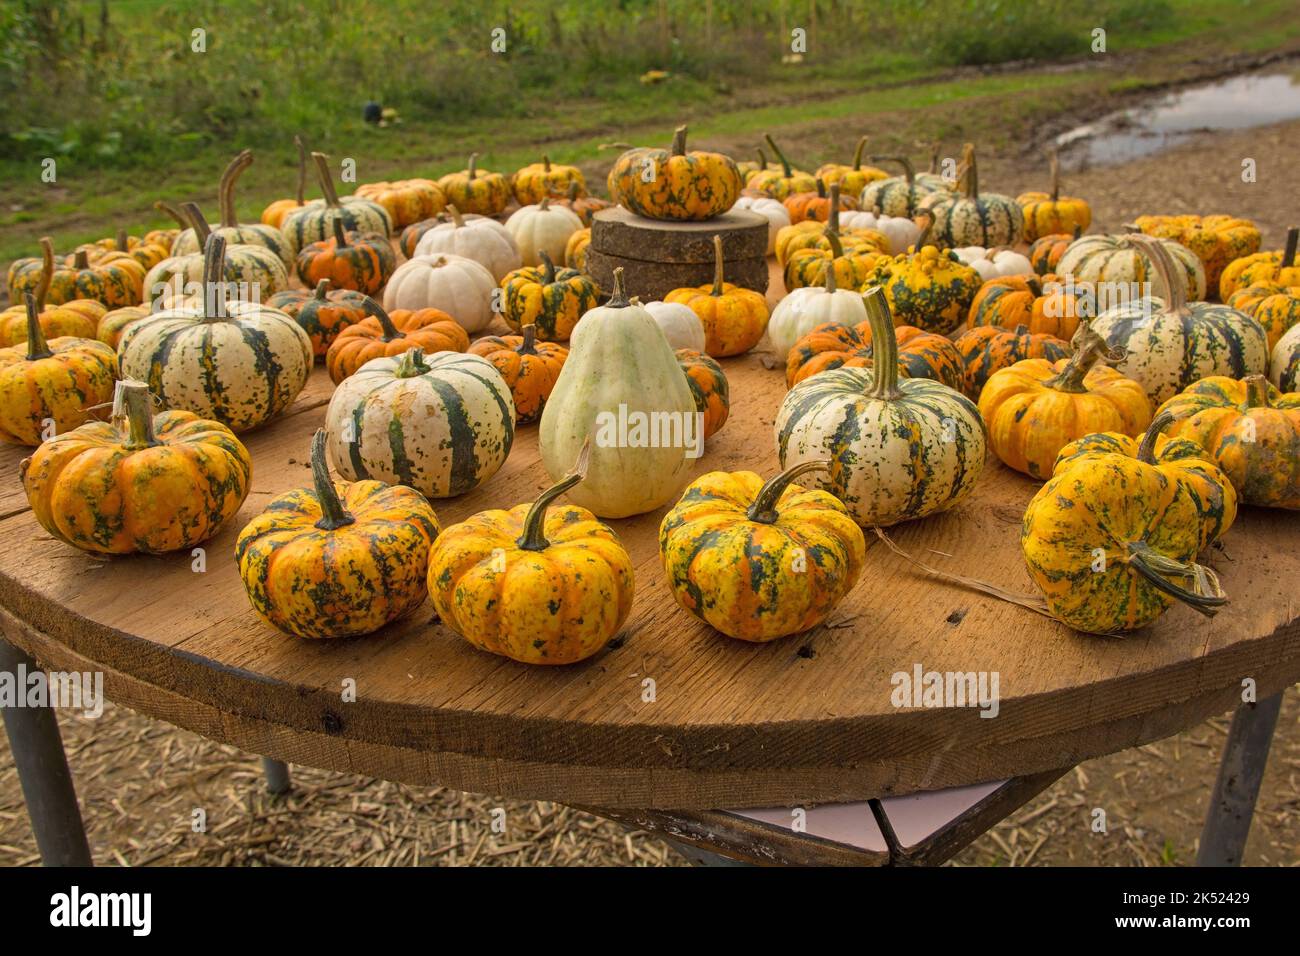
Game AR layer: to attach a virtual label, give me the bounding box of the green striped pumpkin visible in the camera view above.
[858,156,953,218]
[774,287,986,527]
[145,203,288,308]
[120,235,313,433]
[1091,235,1267,405]
[323,346,516,499]
[171,151,294,269]
[280,151,393,257]
[922,144,1023,248]
[1056,233,1206,302]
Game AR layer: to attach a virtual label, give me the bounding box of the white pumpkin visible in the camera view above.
[383,253,497,333]
[766,267,866,358]
[733,196,791,255]
[504,198,583,267]
[643,300,706,351]
[951,247,1034,282]
[838,211,921,254]
[539,268,697,518]
[412,204,521,281]
[324,347,515,498]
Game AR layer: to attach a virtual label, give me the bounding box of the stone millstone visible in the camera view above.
[587,206,769,301]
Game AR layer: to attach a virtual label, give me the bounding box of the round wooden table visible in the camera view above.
[3,274,1298,817]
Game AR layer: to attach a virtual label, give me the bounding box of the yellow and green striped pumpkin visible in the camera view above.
[659,460,866,642]
[236,429,441,639]
[437,153,513,217]
[500,251,600,342]
[1023,411,1235,634]
[744,134,817,201]
[1218,227,1299,300]
[21,379,251,554]
[324,346,516,499]
[607,125,742,220]
[1226,283,1300,350]
[1133,214,1261,298]
[865,225,981,335]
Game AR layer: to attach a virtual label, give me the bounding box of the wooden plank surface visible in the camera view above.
[1,262,1299,810]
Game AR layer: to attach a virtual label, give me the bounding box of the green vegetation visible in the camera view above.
[0,0,1293,264]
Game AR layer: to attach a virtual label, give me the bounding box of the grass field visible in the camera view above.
[1,0,1297,264]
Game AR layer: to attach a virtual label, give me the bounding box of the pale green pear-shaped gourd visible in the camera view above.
[539,268,697,518]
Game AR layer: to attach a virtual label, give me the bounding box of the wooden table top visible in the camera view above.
[2,261,1298,811]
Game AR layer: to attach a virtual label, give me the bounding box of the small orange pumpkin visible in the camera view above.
[665,235,769,357]
[967,272,1088,340]
[952,324,1072,399]
[295,218,396,295]
[785,319,966,392]
[468,324,568,423]
[268,279,371,358]
[325,299,470,384]
[676,348,730,439]
[783,178,858,225]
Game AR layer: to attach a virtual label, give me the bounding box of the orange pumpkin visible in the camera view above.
[967,272,1088,340]
[355,178,447,228]
[1028,225,1082,276]
[952,324,1072,399]
[1226,283,1300,350]
[0,239,102,347]
[325,299,470,384]
[664,235,769,357]
[268,280,371,358]
[1218,226,1299,300]
[783,179,858,225]
[676,348,730,439]
[785,319,966,392]
[1134,214,1262,297]
[468,324,568,423]
[295,218,396,295]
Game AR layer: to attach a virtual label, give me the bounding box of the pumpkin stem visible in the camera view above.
[913,209,935,250]
[1125,541,1227,618]
[466,153,478,181]
[114,379,158,450]
[754,147,767,171]
[1072,223,1082,240]
[1243,374,1272,408]
[871,156,915,188]
[35,237,55,311]
[823,256,838,294]
[517,437,592,551]
[183,201,212,246]
[827,183,842,234]
[313,277,331,300]
[1127,233,1186,313]
[1045,320,1122,393]
[960,143,978,199]
[862,286,903,400]
[22,293,52,361]
[311,151,341,207]
[155,200,189,231]
[74,249,90,270]
[538,197,550,212]
[824,226,844,262]
[607,267,630,308]
[709,234,726,297]
[815,178,826,199]
[361,297,404,342]
[670,125,689,157]
[1136,408,1175,464]
[332,216,349,249]
[539,249,557,285]
[851,135,868,171]
[446,204,465,228]
[746,459,830,524]
[116,228,129,252]
[518,324,538,355]
[218,150,253,229]
[566,180,580,201]
[1047,148,1061,203]
[541,154,552,173]
[293,135,307,206]
[200,233,229,320]
[310,428,356,531]
[393,345,431,379]
[763,133,794,178]
[926,141,940,174]
[1283,227,1298,270]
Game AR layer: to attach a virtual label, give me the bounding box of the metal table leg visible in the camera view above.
[664,838,753,867]
[262,757,291,794]
[0,638,92,866]
[1197,693,1284,867]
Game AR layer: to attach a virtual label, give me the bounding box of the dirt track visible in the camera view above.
[2,117,1299,868]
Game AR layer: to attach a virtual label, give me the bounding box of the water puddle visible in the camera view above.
[1056,71,1300,169]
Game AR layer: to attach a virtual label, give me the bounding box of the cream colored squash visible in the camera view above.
[382,253,497,333]
[504,198,583,267]
[838,211,921,254]
[733,196,791,255]
[1271,321,1300,392]
[766,265,867,357]
[952,246,1034,282]
[412,204,522,281]
[539,268,697,518]
[643,300,706,351]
